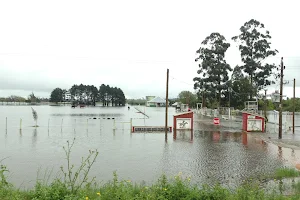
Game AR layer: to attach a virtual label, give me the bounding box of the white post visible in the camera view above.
[228,107,231,120]
[113,119,116,130]
[48,119,50,130]
[20,118,22,130]
[61,118,63,128]
[6,117,7,132]
[130,118,132,133]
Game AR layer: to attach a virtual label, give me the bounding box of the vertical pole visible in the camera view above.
[293,78,295,134]
[48,119,50,130]
[61,118,63,129]
[20,118,22,130]
[113,119,116,130]
[130,118,132,133]
[229,88,231,120]
[6,117,7,132]
[279,57,284,139]
[165,69,169,141]
[264,89,267,132]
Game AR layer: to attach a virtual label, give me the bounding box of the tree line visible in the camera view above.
[50,84,126,106]
[0,93,49,104]
[194,19,279,109]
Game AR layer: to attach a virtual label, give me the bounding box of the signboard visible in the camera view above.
[247,119,262,131]
[176,118,192,129]
[132,126,172,133]
[213,118,220,125]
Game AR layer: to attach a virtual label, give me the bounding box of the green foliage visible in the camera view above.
[50,88,64,103]
[232,19,278,99]
[27,92,40,103]
[274,168,300,180]
[60,138,98,194]
[69,83,125,106]
[194,32,232,107]
[178,91,198,107]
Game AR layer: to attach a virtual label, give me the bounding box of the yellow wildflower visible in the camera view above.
[85,197,89,200]
[97,192,101,196]
[127,180,131,183]
[164,188,167,191]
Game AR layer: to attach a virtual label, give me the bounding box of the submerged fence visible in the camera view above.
[2,117,136,134]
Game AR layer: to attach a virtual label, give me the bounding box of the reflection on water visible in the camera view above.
[0,106,298,189]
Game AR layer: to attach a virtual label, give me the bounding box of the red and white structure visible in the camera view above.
[173,112,193,140]
[242,112,265,132]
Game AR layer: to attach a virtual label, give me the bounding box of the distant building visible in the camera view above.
[65,91,71,101]
[146,96,166,107]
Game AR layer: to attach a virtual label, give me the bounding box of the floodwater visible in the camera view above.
[0,105,299,189]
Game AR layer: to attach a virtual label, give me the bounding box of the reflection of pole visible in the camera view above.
[165,69,169,141]
[20,118,22,131]
[279,58,284,139]
[5,117,7,133]
[293,78,295,134]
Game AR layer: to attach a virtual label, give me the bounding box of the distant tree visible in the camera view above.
[178,91,197,108]
[62,89,67,102]
[50,88,63,103]
[194,32,232,107]
[232,19,278,99]
[27,92,40,103]
[99,84,106,106]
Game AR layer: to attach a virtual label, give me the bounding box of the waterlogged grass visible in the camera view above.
[2,172,300,200]
[275,167,300,179]
[2,140,300,199]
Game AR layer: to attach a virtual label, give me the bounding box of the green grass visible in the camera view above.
[275,168,300,179]
[2,172,300,200]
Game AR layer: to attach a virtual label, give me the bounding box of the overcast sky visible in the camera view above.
[0,0,299,99]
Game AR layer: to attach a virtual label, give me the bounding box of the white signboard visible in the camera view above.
[247,119,262,131]
[176,118,192,130]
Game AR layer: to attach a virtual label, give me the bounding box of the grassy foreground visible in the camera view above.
[2,139,300,199]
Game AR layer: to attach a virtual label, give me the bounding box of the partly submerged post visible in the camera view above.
[130,118,133,133]
[165,68,169,141]
[6,117,7,132]
[61,118,63,129]
[20,118,22,130]
[48,119,50,130]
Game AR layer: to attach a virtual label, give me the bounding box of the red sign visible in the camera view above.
[213,118,220,125]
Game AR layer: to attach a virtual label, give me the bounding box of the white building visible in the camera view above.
[65,91,72,101]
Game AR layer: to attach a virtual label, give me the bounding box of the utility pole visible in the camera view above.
[264,89,267,131]
[293,78,295,134]
[279,57,284,139]
[165,69,169,141]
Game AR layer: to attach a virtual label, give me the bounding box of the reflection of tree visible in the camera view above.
[32,128,37,148]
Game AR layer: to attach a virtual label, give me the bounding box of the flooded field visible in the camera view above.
[0,105,299,189]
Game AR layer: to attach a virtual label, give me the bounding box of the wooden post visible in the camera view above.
[165,68,169,141]
[279,57,284,139]
[20,118,22,130]
[264,89,267,132]
[48,119,50,130]
[61,118,63,128]
[6,117,7,132]
[293,78,295,134]
[130,118,132,133]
